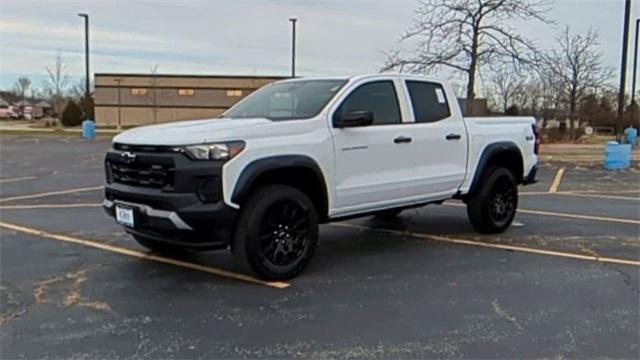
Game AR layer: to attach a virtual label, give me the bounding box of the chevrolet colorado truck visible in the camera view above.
[103,74,539,280]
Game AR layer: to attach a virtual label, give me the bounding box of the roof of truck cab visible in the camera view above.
[276,73,444,83]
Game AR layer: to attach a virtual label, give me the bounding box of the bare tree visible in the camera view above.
[546,27,613,139]
[68,76,94,118]
[487,64,525,113]
[69,77,86,101]
[529,63,564,128]
[13,77,31,118]
[43,53,70,116]
[382,0,552,114]
[512,82,539,115]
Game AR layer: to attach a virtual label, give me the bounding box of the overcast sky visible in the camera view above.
[0,0,638,93]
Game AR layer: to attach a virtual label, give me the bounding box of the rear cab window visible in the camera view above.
[405,81,451,123]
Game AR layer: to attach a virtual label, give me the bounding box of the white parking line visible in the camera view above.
[0,176,38,184]
[0,186,103,203]
[0,203,102,210]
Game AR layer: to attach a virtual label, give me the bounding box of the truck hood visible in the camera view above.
[113,118,273,145]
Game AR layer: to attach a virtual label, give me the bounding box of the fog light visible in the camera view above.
[197,178,220,203]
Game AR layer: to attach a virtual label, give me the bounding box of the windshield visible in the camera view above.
[224,79,347,121]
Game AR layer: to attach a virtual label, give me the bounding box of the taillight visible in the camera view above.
[532,124,540,155]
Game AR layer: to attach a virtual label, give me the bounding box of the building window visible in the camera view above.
[178,89,195,96]
[226,90,243,97]
[131,88,148,96]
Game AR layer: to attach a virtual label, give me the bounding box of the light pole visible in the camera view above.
[289,18,297,78]
[616,0,631,140]
[78,13,90,119]
[631,18,639,127]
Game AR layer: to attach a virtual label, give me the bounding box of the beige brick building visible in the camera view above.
[94,73,284,127]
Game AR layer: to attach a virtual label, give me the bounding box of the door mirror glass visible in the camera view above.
[334,110,374,128]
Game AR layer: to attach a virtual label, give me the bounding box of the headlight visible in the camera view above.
[178,141,245,161]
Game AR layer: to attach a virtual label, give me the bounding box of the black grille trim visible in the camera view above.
[113,143,175,153]
[107,157,175,190]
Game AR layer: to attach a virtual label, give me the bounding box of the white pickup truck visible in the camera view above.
[103,74,539,279]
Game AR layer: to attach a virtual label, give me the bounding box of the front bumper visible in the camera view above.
[103,146,238,250]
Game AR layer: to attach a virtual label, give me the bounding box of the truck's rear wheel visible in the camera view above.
[233,185,318,280]
[466,167,518,234]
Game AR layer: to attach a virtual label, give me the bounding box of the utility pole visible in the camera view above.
[616,0,631,140]
[631,18,639,127]
[78,13,90,119]
[114,78,122,129]
[289,18,297,78]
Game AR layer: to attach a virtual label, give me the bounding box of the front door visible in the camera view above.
[330,80,415,212]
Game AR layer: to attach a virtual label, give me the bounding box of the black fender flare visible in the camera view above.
[231,155,329,207]
[468,142,523,195]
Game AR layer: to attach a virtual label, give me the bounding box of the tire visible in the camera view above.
[374,208,403,220]
[466,167,518,234]
[232,185,319,280]
[133,234,184,254]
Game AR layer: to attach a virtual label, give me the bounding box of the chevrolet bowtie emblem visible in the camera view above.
[121,151,137,164]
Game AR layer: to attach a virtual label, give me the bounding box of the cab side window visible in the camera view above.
[406,81,451,123]
[335,81,402,126]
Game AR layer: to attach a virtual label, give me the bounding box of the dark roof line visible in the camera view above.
[94,73,288,80]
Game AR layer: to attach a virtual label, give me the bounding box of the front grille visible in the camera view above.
[107,160,174,189]
[113,143,173,153]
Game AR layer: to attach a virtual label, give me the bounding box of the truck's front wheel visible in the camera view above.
[466,167,518,234]
[233,185,318,280]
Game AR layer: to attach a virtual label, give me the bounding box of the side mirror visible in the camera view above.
[334,110,374,128]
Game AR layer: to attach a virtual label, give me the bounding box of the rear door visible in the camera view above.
[404,80,467,195]
[330,79,415,211]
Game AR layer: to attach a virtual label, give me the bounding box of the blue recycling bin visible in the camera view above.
[624,127,637,146]
[604,141,631,170]
[82,119,95,139]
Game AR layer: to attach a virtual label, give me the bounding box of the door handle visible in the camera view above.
[446,133,462,140]
[394,136,412,144]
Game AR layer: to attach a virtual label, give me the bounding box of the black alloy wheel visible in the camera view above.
[233,185,319,280]
[467,167,518,234]
[488,175,517,226]
[259,200,310,267]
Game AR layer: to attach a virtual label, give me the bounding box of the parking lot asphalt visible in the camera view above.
[1,135,638,358]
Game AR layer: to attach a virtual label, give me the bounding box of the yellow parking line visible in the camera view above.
[0,203,102,210]
[517,208,640,225]
[524,189,640,196]
[520,192,639,201]
[567,189,640,195]
[548,167,565,193]
[0,186,103,203]
[0,176,37,184]
[554,192,639,201]
[0,221,290,289]
[331,223,640,267]
[444,202,640,225]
